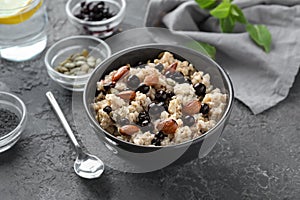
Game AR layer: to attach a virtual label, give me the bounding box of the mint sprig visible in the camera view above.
[195,0,272,53]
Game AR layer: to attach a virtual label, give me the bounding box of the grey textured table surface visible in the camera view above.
[0,0,300,199]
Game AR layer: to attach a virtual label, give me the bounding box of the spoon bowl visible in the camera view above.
[46,91,104,179]
[74,150,104,179]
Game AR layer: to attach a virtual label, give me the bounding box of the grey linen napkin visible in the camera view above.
[145,0,300,114]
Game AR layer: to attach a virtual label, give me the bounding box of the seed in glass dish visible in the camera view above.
[75,1,115,21]
[54,49,101,76]
[0,108,20,137]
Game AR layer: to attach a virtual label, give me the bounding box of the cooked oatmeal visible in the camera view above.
[93,52,227,146]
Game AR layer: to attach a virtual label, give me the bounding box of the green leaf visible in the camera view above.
[210,2,232,19]
[186,41,216,59]
[246,24,272,53]
[231,4,247,24]
[220,15,236,33]
[195,0,217,9]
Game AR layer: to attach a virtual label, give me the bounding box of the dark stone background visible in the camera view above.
[0,0,299,199]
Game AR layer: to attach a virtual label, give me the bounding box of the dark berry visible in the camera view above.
[155,90,167,102]
[151,138,161,146]
[103,81,115,91]
[135,84,150,94]
[173,71,185,83]
[103,106,112,114]
[75,13,84,19]
[127,75,140,90]
[166,91,175,99]
[156,131,165,140]
[80,1,86,8]
[119,118,130,126]
[165,71,174,79]
[141,120,150,127]
[155,63,164,71]
[148,102,165,118]
[200,103,210,115]
[183,115,195,126]
[194,83,206,97]
[140,123,154,132]
[138,112,151,124]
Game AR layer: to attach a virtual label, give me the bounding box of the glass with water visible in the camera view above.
[0,0,48,62]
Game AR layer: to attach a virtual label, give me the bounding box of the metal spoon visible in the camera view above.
[46,91,104,179]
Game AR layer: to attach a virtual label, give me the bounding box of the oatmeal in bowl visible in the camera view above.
[84,44,233,167]
[91,51,228,147]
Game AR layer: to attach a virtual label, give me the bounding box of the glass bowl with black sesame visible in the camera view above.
[84,44,234,168]
[0,92,27,153]
[44,35,111,91]
[66,0,126,38]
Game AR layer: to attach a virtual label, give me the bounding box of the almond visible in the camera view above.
[112,65,130,82]
[144,74,159,86]
[117,90,136,100]
[165,62,177,73]
[182,100,201,115]
[119,125,140,136]
[157,119,178,134]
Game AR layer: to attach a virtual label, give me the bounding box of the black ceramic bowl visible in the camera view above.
[83,44,234,171]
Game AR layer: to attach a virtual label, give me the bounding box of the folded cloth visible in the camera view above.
[145,0,300,114]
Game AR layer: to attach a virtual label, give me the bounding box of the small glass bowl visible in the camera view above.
[66,0,126,38]
[0,92,27,153]
[44,35,111,92]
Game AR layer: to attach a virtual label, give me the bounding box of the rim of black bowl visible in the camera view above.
[66,0,126,26]
[83,44,234,149]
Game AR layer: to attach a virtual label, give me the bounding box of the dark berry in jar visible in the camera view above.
[183,115,195,126]
[194,83,206,97]
[103,106,112,114]
[119,118,130,126]
[135,84,150,94]
[155,90,167,102]
[141,120,150,127]
[155,63,164,71]
[172,71,185,83]
[156,131,166,140]
[148,102,165,118]
[127,75,140,90]
[200,103,210,115]
[151,138,161,146]
[103,81,115,91]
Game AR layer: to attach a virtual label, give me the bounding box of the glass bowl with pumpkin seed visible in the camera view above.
[44,35,111,91]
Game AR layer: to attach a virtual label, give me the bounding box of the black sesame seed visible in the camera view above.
[200,103,210,115]
[103,106,112,114]
[194,83,206,97]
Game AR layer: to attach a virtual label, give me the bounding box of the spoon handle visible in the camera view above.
[46,91,81,150]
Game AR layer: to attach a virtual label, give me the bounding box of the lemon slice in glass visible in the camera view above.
[0,0,43,24]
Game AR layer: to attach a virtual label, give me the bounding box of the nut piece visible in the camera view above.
[182,100,201,115]
[144,74,159,86]
[117,90,136,100]
[157,119,178,134]
[112,65,130,82]
[165,62,178,73]
[119,125,140,136]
